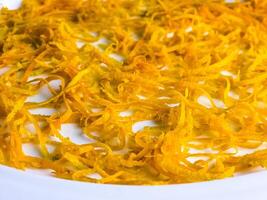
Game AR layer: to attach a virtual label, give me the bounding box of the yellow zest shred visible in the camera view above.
[0,0,267,185]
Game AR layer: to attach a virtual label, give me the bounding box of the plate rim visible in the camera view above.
[0,164,267,200]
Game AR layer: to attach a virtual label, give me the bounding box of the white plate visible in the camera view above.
[0,164,267,200]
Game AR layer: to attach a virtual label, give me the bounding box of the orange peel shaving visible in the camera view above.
[0,0,267,185]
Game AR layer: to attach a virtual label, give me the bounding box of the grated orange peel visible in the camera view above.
[0,0,266,185]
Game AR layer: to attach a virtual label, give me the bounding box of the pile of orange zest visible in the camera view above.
[0,0,267,185]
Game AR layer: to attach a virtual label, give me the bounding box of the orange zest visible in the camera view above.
[0,0,267,185]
